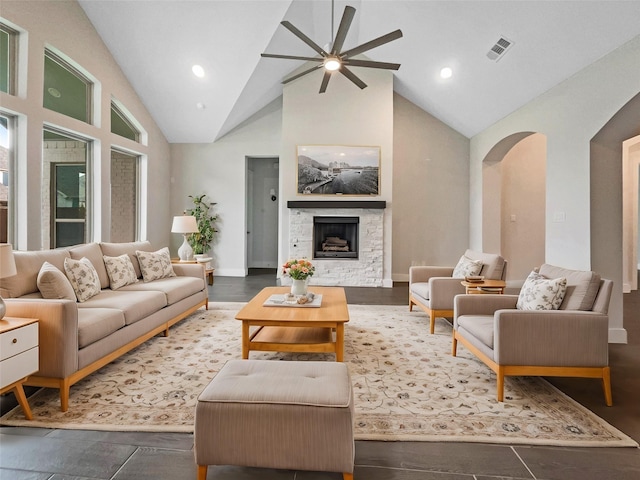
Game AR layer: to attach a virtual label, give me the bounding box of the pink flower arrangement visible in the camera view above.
[282,259,315,280]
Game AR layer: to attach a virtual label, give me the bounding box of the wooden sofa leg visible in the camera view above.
[429,311,436,335]
[602,366,613,407]
[197,464,207,480]
[343,473,353,480]
[451,331,458,356]
[409,298,414,312]
[59,378,71,412]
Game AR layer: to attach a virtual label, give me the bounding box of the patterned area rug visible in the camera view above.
[1,303,636,447]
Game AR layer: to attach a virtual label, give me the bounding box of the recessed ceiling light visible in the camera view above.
[440,67,453,79]
[192,65,205,78]
[48,87,62,98]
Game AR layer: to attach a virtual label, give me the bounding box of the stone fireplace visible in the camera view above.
[287,201,385,287]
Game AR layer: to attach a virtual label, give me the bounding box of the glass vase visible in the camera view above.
[291,278,308,296]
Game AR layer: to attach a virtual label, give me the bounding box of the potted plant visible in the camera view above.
[187,194,218,257]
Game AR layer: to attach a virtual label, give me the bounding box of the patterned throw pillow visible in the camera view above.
[136,247,175,282]
[452,255,483,278]
[516,271,567,310]
[103,254,138,290]
[37,261,76,300]
[63,257,102,302]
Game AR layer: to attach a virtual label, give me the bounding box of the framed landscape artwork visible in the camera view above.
[297,145,380,195]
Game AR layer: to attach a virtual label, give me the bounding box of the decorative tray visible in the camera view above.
[263,294,323,308]
[477,286,503,293]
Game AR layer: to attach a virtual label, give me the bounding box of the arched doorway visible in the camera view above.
[482,132,546,281]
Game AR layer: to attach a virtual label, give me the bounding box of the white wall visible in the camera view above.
[1,0,171,250]
[170,99,282,276]
[279,67,394,285]
[470,35,640,342]
[392,93,470,279]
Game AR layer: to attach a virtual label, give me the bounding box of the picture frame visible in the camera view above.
[297,145,380,196]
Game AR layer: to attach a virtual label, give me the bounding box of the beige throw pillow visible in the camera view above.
[516,271,567,310]
[37,261,76,300]
[136,247,175,282]
[103,254,138,290]
[452,255,483,278]
[63,257,102,302]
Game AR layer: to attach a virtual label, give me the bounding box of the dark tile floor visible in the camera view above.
[1,268,639,480]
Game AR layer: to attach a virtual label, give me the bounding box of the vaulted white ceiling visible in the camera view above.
[78,0,640,144]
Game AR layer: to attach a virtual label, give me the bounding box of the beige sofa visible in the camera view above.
[0,241,208,412]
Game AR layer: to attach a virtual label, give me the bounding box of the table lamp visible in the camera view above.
[0,243,17,320]
[171,215,199,262]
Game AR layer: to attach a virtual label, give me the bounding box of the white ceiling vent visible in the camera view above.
[487,36,514,61]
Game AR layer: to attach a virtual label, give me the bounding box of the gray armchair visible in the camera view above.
[452,264,613,405]
[409,250,506,334]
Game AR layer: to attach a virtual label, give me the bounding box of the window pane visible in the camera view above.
[43,51,90,123]
[110,150,138,242]
[43,129,89,248]
[111,103,139,142]
[0,115,10,242]
[0,23,16,95]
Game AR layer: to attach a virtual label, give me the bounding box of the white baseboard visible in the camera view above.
[383,278,394,288]
[608,328,628,344]
[214,268,247,277]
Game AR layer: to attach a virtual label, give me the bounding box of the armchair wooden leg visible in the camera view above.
[451,331,458,356]
[409,298,414,312]
[602,366,613,407]
[429,311,436,335]
[343,473,354,480]
[496,368,505,402]
[197,464,207,480]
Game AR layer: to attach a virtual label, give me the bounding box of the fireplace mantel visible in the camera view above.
[287,200,386,209]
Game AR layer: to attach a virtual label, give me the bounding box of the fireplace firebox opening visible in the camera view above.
[313,216,359,259]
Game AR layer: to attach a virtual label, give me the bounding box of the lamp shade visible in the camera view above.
[0,243,17,278]
[171,215,198,234]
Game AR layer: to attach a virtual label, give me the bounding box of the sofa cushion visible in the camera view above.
[37,261,76,300]
[452,255,483,278]
[119,276,205,305]
[78,290,167,325]
[103,254,138,290]
[77,308,126,349]
[516,271,567,311]
[538,264,601,311]
[463,249,506,280]
[456,315,495,349]
[100,241,153,279]
[410,282,430,301]
[63,257,101,303]
[136,247,176,282]
[68,243,110,289]
[0,249,70,298]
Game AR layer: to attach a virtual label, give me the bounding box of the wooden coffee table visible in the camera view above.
[235,286,349,361]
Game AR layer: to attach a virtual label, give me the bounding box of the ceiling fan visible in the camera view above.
[261,4,402,93]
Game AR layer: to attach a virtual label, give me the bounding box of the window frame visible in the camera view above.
[43,49,93,124]
[0,22,18,95]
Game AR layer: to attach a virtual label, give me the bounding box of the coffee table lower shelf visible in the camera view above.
[249,326,336,354]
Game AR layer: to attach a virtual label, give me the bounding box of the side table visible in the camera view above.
[171,258,215,285]
[460,279,506,294]
[0,317,39,420]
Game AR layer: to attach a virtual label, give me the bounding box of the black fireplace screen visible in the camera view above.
[313,216,359,259]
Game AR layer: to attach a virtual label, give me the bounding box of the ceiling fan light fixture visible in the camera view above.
[324,57,341,71]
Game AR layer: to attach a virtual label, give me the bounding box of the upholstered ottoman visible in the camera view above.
[194,359,355,480]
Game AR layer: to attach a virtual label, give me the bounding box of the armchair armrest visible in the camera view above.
[429,278,467,310]
[5,298,79,378]
[454,294,518,318]
[493,310,609,367]
[409,266,454,284]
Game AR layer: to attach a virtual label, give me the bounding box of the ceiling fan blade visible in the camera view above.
[331,6,356,55]
[261,53,323,62]
[281,20,327,56]
[341,29,403,58]
[282,64,323,84]
[344,59,401,70]
[340,66,367,90]
[319,71,332,93]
